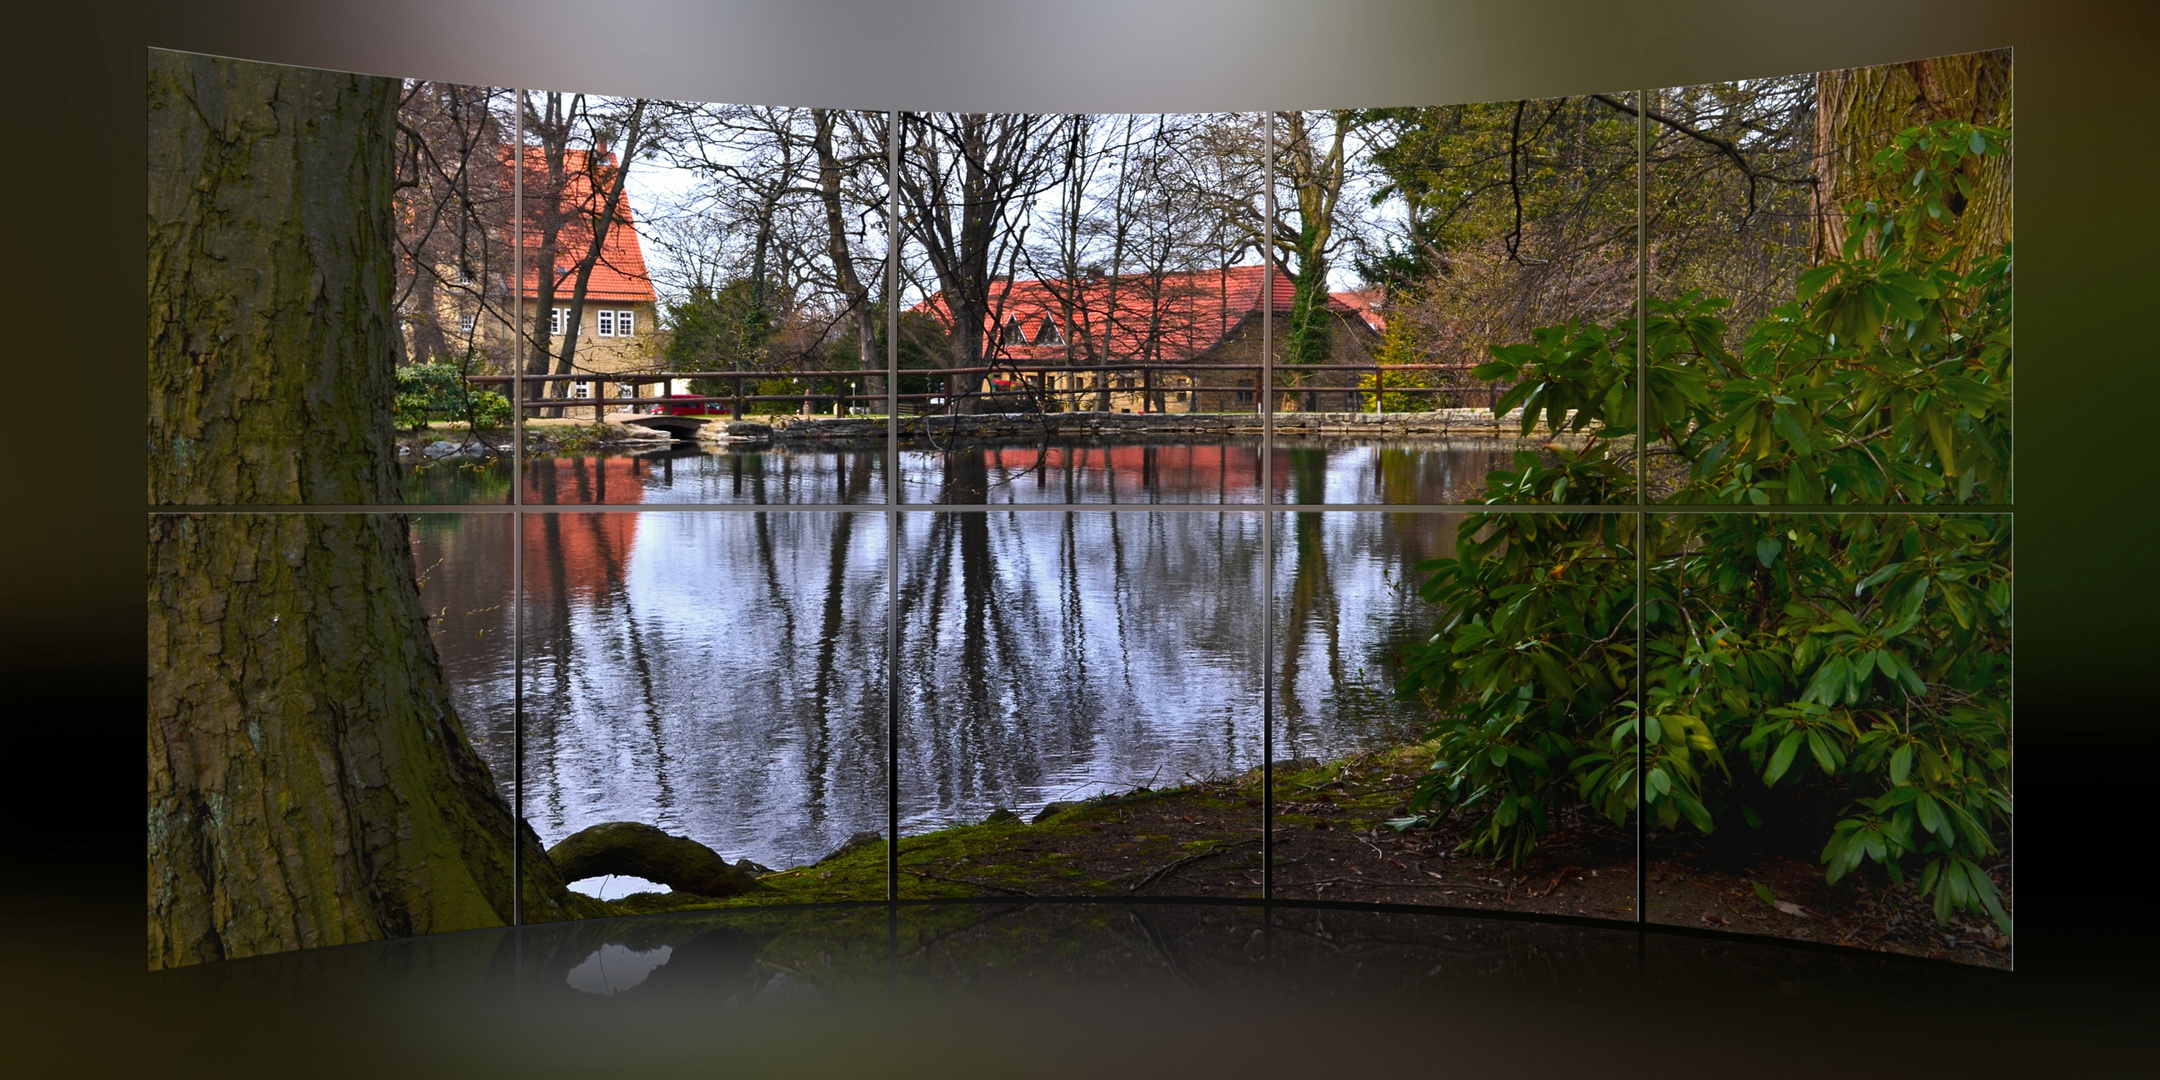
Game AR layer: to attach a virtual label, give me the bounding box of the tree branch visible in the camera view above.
[1592,92,1818,228]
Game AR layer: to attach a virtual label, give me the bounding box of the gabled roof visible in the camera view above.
[512,146,656,305]
[911,264,1382,360]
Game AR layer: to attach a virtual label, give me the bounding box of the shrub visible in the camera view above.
[394,362,511,431]
[1394,120,2013,933]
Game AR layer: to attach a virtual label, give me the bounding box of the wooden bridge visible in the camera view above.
[618,414,716,440]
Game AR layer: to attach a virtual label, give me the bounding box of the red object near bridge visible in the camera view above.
[658,394,728,416]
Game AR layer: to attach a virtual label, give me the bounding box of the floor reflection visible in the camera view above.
[108,900,2113,1077]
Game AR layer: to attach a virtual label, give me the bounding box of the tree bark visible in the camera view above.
[810,110,883,397]
[1814,50,2013,261]
[146,51,593,969]
[1275,112,1354,412]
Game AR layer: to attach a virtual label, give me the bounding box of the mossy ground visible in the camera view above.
[579,741,2009,969]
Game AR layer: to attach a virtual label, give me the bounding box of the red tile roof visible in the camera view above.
[512,146,656,304]
[910,264,1381,360]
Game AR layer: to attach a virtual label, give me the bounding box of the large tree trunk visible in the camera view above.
[146,50,592,969]
[1814,49,2013,261]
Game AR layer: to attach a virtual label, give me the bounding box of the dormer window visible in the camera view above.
[1001,317,1027,346]
[1035,317,1064,346]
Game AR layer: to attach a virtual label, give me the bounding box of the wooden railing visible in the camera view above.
[466,361,1505,423]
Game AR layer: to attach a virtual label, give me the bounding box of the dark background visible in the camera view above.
[1,0,2149,992]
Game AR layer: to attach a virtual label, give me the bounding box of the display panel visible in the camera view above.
[515,97,892,505]
[894,510,1264,898]
[1642,53,2012,507]
[894,113,1271,505]
[519,510,890,909]
[147,512,522,965]
[1641,512,2012,966]
[1267,100,1641,507]
[1272,510,1639,919]
[148,53,518,506]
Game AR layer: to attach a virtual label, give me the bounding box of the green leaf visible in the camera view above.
[1756,536,1782,567]
[1915,792,1950,840]
[1807,730,1839,776]
[1890,743,1914,784]
[1765,731,1804,785]
[1771,406,1814,456]
[1754,882,1776,907]
[1797,265,1838,301]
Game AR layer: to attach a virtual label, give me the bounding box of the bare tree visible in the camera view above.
[393,82,518,373]
[896,112,1075,411]
[518,92,665,412]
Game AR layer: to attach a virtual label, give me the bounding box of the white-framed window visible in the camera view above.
[616,309,635,336]
[571,380,592,399]
[549,307,565,336]
[617,383,636,400]
[458,313,476,334]
[597,309,615,337]
[1035,317,1063,345]
[1002,317,1027,346]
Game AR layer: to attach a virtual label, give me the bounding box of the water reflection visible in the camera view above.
[901,440,1269,503]
[1275,511,1462,762]
[410,513,516,767]
[518,512,889,875]
[899,511,1264,831]
[405,444,888,506]
[413,445,1515,871]
[899,437,1532,504]
[1275,439,1528,505]
[402,436,1540,506]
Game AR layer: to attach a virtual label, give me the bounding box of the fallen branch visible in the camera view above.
[1123,839,1259,893]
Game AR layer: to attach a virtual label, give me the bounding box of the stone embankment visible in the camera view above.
[732,409,1565,445]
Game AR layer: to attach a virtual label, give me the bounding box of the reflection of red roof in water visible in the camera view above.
[522,455,652,506]
[511,146,656,305]
[519,456,648,608]
[983,444,1288,498]
[521,512,639,611]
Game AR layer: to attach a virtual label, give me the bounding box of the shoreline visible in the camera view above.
[578,742,2011,969]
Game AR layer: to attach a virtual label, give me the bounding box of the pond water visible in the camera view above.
[410,439,1517,873]
[402,436,1529,506]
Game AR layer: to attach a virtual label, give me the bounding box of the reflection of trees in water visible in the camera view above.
[1277,451,1342,755]
[503,447,887,506]
[410,514,517,787]
[422,449,1481,857]
[901,492,1266,828]
[526,511,677,828]
[1275,510,1464,761]
[514,511,887,867]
